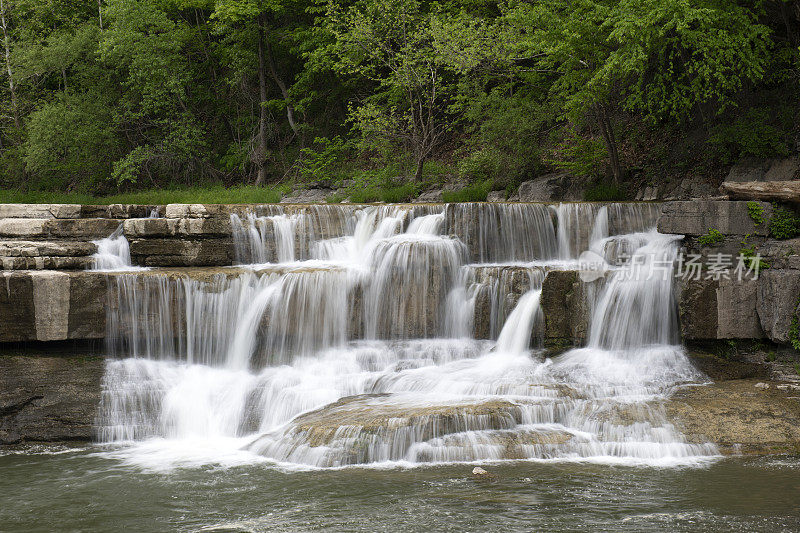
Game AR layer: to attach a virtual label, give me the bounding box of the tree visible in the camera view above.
[323,0,454,181]
[214,0,304,185]
[504,0,770,182]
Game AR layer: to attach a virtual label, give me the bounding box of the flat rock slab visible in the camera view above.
[0,218,121,239]
[0,204,82,219]
[666,379,800,454]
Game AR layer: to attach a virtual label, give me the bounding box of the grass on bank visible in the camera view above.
[0,185,289,205]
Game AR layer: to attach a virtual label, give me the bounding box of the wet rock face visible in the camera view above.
[540,270,599,352]
[0,355,104,444]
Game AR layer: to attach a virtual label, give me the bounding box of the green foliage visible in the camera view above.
[442,179,493,203]
[347,182,421,203]
[765,351,776,362]
[298,137,353,181]
[708,109,790,164]
[458,148,503,183]
[769,205,800,240]
[0,0,795,196]
[739,235,769,271]
[791,317,800,352]
[747,201,766,225]
[584,183,628,202]
[698,229,724,247]
[24,94,117,189]
[546,131,608,178]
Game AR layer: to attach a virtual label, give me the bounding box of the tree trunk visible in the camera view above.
[721,181,800,203]
[255,14,269,186]
[413,155,425,182]
[98,0,103,29]
[595,105,621,183]
[263,28,300,141]
[0,0,19,131]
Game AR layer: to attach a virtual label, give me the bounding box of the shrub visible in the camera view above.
[739,235,769,270]
[458,148,503,182]
[442,180,493,203]
[698,229,724,247]
[584,183,628,201]
[747,201,766,225]
[708,108,790,164]
[769,204,800,240]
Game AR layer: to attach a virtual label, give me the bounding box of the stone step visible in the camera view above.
[0,218,122,238]
[0,240,97,257]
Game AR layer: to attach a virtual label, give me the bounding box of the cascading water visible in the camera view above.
[91,225,141,271]
[98,202,717,470]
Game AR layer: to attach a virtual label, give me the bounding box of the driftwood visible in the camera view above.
[721,181,800,203]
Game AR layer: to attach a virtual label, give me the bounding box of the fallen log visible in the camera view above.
[721,181,800,203]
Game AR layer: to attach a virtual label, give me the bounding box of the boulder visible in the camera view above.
[721,181,800,203]
[764,156,800,181]
[658,200,772,236]
[724,158,772,183]
[516,172,581,202]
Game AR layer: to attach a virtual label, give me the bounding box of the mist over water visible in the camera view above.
[96,202,717,470]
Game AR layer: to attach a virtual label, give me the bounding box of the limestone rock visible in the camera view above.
[678,277,765,340]
[1,256,93,270]
[658,200,772,236]
[666,379,800,454]
[724,158,772,183]
[80,204,162,219]
[123,216,232,238]
[0,204,81,219]
[414,189,443,203]
[756,269,800,344]
[0,218,122,239]
[0,271,107,342]
[0,355,104,444]
[129,238,234,266]
[540,270,600,351]
[516,172,581,202]
[0,240,96,258]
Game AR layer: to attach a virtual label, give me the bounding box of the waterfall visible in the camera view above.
[91,225,139,271]
[98,202,716,469]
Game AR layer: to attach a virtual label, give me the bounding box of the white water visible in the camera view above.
[98,202,717,470]
[91,225,144,271]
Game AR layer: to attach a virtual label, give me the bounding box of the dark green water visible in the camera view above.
[1,446,799,532]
